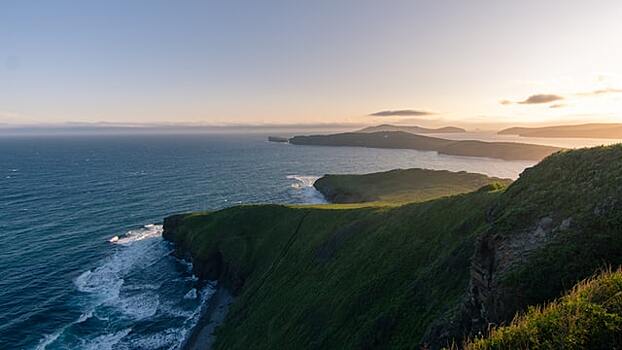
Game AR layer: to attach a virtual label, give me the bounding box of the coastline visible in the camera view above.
[182,286,234,350]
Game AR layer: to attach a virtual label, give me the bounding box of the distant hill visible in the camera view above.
[314,168,511,204]
[357,124,465,134]
[499,123,622,139]
[289,131,562,161]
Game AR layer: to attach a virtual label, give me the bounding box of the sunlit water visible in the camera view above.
[0,133,615,349]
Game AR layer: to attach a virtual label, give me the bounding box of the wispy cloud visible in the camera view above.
[518,94,564,104]
[369,109,435,117]
[502,87,622,106]
[500,94,564,105]
[577,87,622,96]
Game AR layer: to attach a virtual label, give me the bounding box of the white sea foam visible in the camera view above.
[117,292,160,320]
[77,310,94,323]
[35,330,63,350]
[286,175,327,204]
[111,224,163,245]
[41,223,216,349]
[184,288,198,299]
[82,328,132,350]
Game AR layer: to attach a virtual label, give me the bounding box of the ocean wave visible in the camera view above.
[117,292,160,320]
[184,288,198,299]
[286,175,327,204]
[37,223,218,349]
[82,328,132,350]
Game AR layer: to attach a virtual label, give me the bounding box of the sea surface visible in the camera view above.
[0,133,614,349]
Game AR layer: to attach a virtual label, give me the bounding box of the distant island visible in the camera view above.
[357,124,466,134]
[267,136,289,143]
[289,131,561,161]
[314,168,511,204]
[499,123,622,139]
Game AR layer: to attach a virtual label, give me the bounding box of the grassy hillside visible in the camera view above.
[289,131,561,161]
[165,144,622,349]
[499,123,622,139]
[465,268,622,350]
[357,124,465,134]
[314,168,511,204]
[165,189,502,349]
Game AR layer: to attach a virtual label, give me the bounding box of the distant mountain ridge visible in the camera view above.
[289,131,561,161]
[499,123,622,139]
[357,124,466,134]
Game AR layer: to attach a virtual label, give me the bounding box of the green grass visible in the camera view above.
[465,268,622,350]
[487,145,622,312]
[313,168,511,204]
[164,143,622,349]
[166,188,504,349]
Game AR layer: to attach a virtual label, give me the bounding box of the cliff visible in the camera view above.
[289,131,562,161]
[164,144,622,349]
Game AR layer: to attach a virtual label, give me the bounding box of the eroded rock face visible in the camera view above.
[422,215,571,348]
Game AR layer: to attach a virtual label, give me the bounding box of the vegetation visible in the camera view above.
[465,268,622,350]
[164,144,622,349]
[314,168,511,204]
[289,131,562,161]
[166,189,503,349]
[487,145,622,312]
[357,124,465,134]
[499,123,622,139]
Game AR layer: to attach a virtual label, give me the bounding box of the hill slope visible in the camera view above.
[499,123,622,139]
[357,124,466,134]
[465,268,622,350]
[289,131,561,161]
[314,168,511,204]
[164,144,622,349]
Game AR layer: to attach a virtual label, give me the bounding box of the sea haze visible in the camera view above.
[0,133,601,349]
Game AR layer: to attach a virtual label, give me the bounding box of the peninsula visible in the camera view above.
[289,131,562,161]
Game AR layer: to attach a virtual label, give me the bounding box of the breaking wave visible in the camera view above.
[286,175,327,204]
[36,224,214,350]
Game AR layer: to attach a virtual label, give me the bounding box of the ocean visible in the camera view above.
[0,132,597,349]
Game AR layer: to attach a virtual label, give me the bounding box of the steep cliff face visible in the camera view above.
[424,145,622,347]
[163,212,246,293]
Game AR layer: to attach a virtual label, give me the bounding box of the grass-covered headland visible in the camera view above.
[314,168,511,204]
[164,144,622,349]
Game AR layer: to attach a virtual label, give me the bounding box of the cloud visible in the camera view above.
[499,100,512,105]
[577,87,622,96]
[549,104,566,109]
[369,109,435,117]
[518,94,564,104]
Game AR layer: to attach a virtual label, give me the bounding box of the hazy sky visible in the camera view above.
[1,0,621,128]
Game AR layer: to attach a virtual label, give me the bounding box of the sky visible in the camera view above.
[1,0,621,129]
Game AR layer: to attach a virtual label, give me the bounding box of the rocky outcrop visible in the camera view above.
[163,214,246,294]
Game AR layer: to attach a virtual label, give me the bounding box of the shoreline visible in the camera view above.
[182,286,234,350]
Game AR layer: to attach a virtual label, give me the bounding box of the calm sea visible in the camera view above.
[0,133,608,349]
